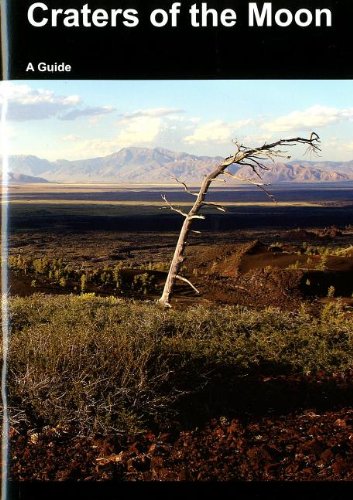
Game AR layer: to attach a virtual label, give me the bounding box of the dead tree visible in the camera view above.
[158,133,321,307]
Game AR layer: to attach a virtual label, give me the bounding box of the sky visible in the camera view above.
[1,80,353,162]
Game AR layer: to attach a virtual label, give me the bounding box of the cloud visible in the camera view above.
[183,119,256,145]
[262,105,353,133]
[116,116,162,147]
[0,82,80,106]
[63,134,81,142]
[0,82,81,121]
[236,133,272,146]
[119,107,184,120]
[58,115,166,158]
[0,82,115,122]
[59,106,115,121]
[184,120,233,144]
[53,111,183,159]
[72,138,121,158]
[114,108,189,147]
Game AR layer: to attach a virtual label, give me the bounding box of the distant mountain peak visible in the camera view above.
[8,147,353,184]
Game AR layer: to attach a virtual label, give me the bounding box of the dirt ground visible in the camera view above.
[9,370,353,481]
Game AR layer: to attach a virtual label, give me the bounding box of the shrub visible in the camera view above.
[4,295,353,435]
[80,274,87,293]
[317,255,328,271]
[59,277,67,288]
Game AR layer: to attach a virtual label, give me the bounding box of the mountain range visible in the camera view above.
[7,147,353,184]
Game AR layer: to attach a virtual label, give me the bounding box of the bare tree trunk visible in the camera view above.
[158,216,193,307]
[158,162,230,307]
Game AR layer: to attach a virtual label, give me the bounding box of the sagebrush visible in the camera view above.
[3,295,353,434]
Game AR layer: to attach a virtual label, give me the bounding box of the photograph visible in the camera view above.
[1,79,353,486]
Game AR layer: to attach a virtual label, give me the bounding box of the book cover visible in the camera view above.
[1,1,353,499]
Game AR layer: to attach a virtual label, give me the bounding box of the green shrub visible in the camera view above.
[317,255,328,271]
[287,260,301,270]
[59,277,67,288]
[80,274,87,293]
[4,295,353,435]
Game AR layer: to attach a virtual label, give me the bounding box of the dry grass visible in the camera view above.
[4,295,353,434]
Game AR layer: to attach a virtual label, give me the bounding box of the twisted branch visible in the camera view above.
[161,194,189,217]
[172,177,198,197]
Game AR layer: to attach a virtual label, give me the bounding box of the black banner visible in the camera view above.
[2,0,353,80]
